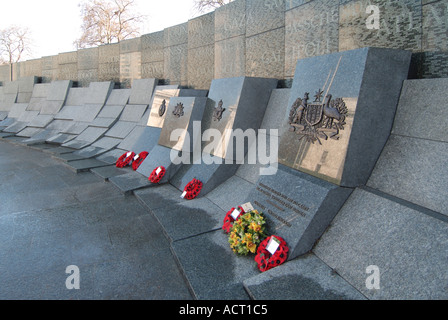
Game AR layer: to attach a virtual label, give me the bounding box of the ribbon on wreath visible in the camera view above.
[222,206,245,233]
[149,166,166,183]
[116,151,136,168]
[132,151,149,171]
[181,179,203,200]
[255,235,289,273]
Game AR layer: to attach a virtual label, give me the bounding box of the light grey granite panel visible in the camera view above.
[392,78,448,142]
[314,188,448,300]
[105,121,136,139]
[367,135,448,216]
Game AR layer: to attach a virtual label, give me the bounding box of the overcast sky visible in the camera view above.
[0,0,206,60]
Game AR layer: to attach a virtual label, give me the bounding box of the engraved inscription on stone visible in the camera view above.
[253,182,309,231]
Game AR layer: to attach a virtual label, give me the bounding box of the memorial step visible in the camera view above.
[243,253,366,300]
[313,187,448,300]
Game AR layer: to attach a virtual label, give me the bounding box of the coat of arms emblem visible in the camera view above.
[172,102,184,118]
[213,100,226,122]
[159,99,166,117]
[289,89,347,145]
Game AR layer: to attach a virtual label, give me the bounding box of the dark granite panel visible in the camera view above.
[339,0,422,53]
[164,44,188,86]
[246,28,285,79]
[141,31,165,64]
[187,44,214,90]
[285,0,339,77]
[215,36,246,79]
[164,23,188,47]
[119,52,142,88]
[188,12,215,49]
[423,0,448,51]
[215,0,246,41]
[77,47,99,70]
[246,0,285,37]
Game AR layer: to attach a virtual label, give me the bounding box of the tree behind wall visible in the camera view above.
[74,0,146,49]
[193,0,234,13]
[0,26,33,81]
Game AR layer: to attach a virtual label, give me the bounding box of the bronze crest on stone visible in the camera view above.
[172,102,185,118]
[288,89,347,145]
[159,99,166,117]
[213,100,226,122]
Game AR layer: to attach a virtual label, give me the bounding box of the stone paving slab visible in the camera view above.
[46,133,77,145]
[109,171,154,195]
[151,197,224,242]
[54,152,87,162]
[171,230,254,300]
[41,146,76,155]
[104,121,136,139]
[0,140,192,299]
[63,158,112,173]
[243,254,367,300]
[134,184,186,211]
[15,127,44,138]
[90,165,129,181]
[96,148,125,165]
[314,187,448,300]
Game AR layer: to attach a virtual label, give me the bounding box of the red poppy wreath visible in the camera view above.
[255,235,289,273]
[181,178,203,200]
[132,151,149,171]
[149,166,166,183]
[222,206,245,234]
[116,151,136,168]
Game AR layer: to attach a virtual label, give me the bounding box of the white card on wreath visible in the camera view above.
[241,202,254,212]
[266,237,281,255]
[180,191,187,199]
[231,208,241,220]
[156,167,162,175]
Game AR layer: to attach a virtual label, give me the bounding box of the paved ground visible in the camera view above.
[0,140,193,300]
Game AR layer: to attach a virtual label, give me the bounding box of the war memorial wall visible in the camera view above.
[0,0,447,300]
[0,0,447,87]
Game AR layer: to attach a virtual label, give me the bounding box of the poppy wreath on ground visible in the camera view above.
[132,151,149,171]
[181,178,203,200]
[149,166,166,184]
[116,151,136,168]
[255,235,289,272]
[222,206,245,234]
[228,210,267,256]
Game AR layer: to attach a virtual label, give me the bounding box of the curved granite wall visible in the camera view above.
[0,0,447,87]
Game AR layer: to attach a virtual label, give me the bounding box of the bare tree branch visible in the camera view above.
[74,0,146,49]
[193,0,234,13]
[0,26,33,65]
